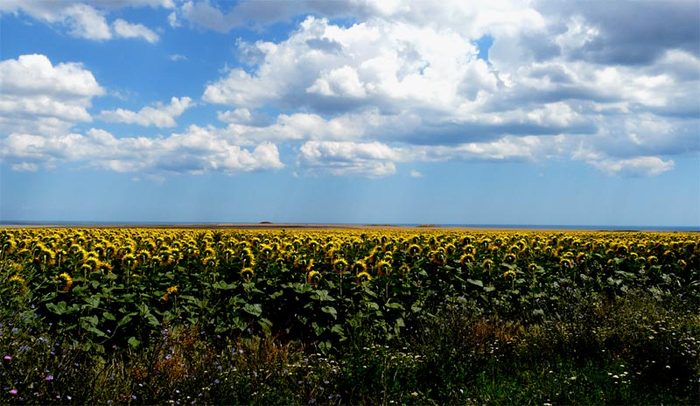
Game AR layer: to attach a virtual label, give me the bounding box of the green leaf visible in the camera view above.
[321,306,337,320]
[330,324,345,338]
[83,325,108,338]
[212,281,235,290]
[46,301,67,315]
[85,296,100,308]
[312,290,335,302]
[102,312,116,321]
[128,336,141,348]
[258,318,273,335]
[467,279,484,288]
[117,312,137,327]
[144,312,160,327]
[243,303,263,317]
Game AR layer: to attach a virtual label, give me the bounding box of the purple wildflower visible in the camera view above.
[9,389,18,396]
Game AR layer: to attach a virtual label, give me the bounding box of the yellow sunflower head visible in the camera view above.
[58,272,73,292]
[307,270,321,285]
[356,271,372,283]
[333,258,348,274]
[240,267,255,280]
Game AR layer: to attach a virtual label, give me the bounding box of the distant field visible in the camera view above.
[1,228,698,404]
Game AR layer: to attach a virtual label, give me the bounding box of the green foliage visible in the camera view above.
[0,228,698,404]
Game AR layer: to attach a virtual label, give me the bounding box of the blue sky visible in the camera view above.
[1,0,699,226]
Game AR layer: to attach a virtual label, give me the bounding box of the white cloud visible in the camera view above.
[0,54,104,134]
[99,97,192,128]
[169,54,187,62]
[112,18,159,43]
[409,169,423,178]
[590,156,675,177]
[299,140,399,177]
[217,108,252,124]
[0,1,165,42]
[2,127,283,175]
[167,11,180,27]
[203,16,492,113]
[198,6,698,177]
[63,3,112,40]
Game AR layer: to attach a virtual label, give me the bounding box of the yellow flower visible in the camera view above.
[459,253,475,266]
[163,285,178,302]
[333,258,348,273]
[356,271,372,282]
[58,272,73,292]
[376,260,392,276]
[240,267,255,280]
[307,270,321,285]
[503,269,517,280]
[9,275,25,284]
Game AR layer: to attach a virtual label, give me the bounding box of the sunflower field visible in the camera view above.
[1,227,699,404]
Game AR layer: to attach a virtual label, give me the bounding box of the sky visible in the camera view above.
[0,0,699,226]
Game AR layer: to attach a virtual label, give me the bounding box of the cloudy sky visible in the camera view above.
[1,0,698,226]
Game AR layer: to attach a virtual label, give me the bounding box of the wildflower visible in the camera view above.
[9,388,17,396]
[9,274,26,285]
[3,354,11,362]
[163,285,178,302]
[45,374,54,382]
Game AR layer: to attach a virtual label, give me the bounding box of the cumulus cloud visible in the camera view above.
[0,54,104,134]
[299,141,399,177]
[3,1,698,179]
[0,0,165,42]
[194,1,698,177]
[112,18,159,43]
[99,97,192,128]
[1,127,283,175]
[590,156,675,177]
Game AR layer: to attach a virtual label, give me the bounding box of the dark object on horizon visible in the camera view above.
[259,221,273,224]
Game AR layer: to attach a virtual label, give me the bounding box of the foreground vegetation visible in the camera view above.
[1,227,699,404]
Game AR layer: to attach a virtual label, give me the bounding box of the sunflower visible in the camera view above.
[482,259,494,272]
[376,260,392,276]
[240,267,255,280]
[502,269,517,280]
[459,253,475,266]
[559,258,574,269]
[407,244,421,256]
[333,258,348,274]
[356,271,372,283]
[352,260,367,274]
[307,270,321,285]
[58,273,73,292]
